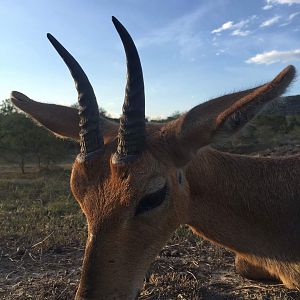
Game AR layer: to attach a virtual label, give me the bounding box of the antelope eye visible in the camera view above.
[135,183,168,215]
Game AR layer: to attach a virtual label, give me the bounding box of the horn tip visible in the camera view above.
[112,16,123,31]
[112,16,118,24]
[47,33,55,43]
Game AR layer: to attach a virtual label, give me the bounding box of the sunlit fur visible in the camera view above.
[70,143,186,299]
[11,65,300,299]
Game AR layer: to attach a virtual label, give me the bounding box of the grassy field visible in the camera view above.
[0,165,299,299]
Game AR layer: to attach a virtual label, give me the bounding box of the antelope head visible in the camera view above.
[11,17,295,299]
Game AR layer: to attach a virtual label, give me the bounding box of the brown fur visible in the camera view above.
[11,65,299,299]
[10,91,118,143]
[186,148,300,289]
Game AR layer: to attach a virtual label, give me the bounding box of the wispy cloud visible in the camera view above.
[263,0,300,10]
[231,29,251,36]
[280,11,300,26]
[211,16,256,36]
[212,21,234,33]
[260,16,281,27]
[215,48,228,56]
[136,5,212,60]
[263,4,273,9]
[246,49,300,64]
[289,11,300,20]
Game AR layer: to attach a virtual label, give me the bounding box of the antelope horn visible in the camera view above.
[112,16,146,164]
[47,34,104,162]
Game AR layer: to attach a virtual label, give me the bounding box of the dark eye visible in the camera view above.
[135,183,168,215]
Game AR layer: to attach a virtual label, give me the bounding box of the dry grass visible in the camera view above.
[0,166,299,299]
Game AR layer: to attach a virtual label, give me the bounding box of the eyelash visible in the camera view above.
[135,184,168,215]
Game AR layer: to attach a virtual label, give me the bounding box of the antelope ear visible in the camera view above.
[156,65,296,165]
[10,91,118,143]
[213,65,295,142]
[11,91,79,139]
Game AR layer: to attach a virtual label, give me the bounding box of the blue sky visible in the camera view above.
[0,0,300,118]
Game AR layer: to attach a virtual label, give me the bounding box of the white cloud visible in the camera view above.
[289,11,300,20]
[211,16,256,36]
[211,21,234,33]
[212,36,219,46]
[263,4,273,9]
[216,49,227,56]
[263,0,300,9]
[260,16,281,27]
[270,0,300,4]
[279,11,300,26]
[231,29,251,36]
[279,22,289,26]
[246,49,300,64]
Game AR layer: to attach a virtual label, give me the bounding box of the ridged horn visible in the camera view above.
[47,33,104,162]
[111,16,146,164]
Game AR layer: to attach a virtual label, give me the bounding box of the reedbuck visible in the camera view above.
[11,17,299,299]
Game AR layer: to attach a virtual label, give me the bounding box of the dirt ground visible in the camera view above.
[0,161,300,299]
[1,234,299,300]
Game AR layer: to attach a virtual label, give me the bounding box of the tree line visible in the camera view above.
[1,97,299,173]
[0,99,77,173]
[0,99,180,174]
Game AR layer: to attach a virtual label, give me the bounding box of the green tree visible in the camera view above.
[0,99,75,173]
[0,111,35,173]
[150,111,182,123]
[0,99,16,115]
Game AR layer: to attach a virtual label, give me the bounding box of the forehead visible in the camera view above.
[71,150,168,219]
[109,152,167,192]
[72,146,167,195]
